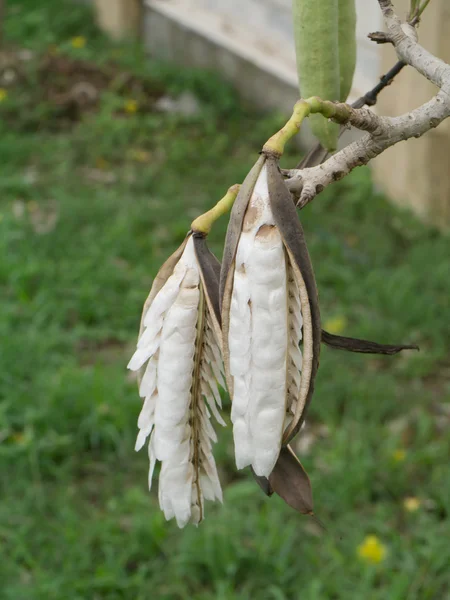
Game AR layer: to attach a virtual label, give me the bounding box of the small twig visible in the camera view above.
[356,61,406,108]
[368,31,393,44]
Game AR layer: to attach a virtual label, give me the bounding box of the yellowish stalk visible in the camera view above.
[191,184,240,235]
[263,100,311,156]
[192,96,351,234]
[263,97,351,157]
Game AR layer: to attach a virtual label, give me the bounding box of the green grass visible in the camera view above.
[1,1,450,598]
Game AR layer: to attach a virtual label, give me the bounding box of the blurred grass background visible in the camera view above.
[0,1,449,598]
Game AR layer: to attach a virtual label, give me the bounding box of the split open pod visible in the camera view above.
[128,232,226,528]
[220,148,417,516]
[220,151,322,512]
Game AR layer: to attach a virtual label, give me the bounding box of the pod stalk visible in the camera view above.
[263,100,311,157]
[263,98,351,157]
[191,184,241,235]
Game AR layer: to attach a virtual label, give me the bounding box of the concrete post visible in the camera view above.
[94,0,142,40]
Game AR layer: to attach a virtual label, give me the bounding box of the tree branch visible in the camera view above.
[294,59,406,170]
[286,0,450,208]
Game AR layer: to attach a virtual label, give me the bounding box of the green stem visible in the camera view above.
[263,97,352,157]
[417,0,432,18]
[191,184,240,235]
[409,0,419,18]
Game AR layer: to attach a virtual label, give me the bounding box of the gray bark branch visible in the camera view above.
[285,0,450,208]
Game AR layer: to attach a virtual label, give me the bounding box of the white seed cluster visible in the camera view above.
[228,165,304,478]
[128,237,224,528]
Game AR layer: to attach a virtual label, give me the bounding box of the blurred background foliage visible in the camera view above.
[0,1,449,598]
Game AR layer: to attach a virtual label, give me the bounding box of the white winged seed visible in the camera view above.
[128,236,225,528]
[227,164,305,478]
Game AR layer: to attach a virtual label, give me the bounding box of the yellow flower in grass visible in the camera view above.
[357,535,387,564]
[124,99,138,114]
[403,497,421,512]
[392,448,406,462]
[71,36,86,49]
[323,315,347,335]
[0,88,8,102]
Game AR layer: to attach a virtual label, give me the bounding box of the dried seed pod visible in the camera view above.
[220,153,321,479]
[128,233,226,528]
[251,443,314,514]
[268,445,314,514]
[321,330,419,355]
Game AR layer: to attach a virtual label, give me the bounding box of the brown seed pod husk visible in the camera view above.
[268,445,314,515]
[321,330,419,354]
[193,233,222,338]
